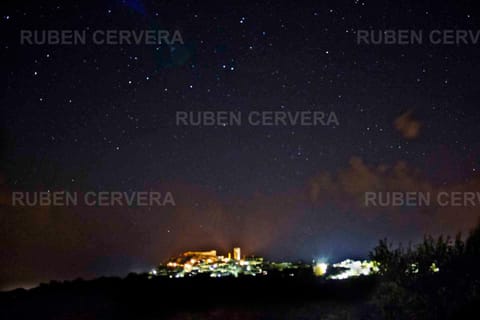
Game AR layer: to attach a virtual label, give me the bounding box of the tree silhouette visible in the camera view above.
[369,219,480,320]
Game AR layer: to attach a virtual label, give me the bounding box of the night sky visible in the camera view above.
[1,0,480,291]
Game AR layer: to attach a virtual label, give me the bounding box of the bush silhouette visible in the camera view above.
[369,219,480,319]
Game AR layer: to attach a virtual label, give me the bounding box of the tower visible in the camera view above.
[233,247,241,260]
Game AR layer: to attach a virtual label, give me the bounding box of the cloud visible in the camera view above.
[308,156,480,235]
[394,110,421,139]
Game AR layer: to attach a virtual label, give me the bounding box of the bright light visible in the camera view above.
[409,263,419,274]
[328,259,379,280]
[430,262,440,273]
[313,262,328,276]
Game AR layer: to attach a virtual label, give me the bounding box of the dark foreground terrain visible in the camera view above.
[0,274,378,320]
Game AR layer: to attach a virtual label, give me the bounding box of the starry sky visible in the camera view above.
[1,0,480,290]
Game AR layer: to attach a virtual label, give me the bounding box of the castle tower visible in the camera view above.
[233,247,241,260]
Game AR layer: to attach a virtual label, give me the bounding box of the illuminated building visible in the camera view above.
[233,247,241,260]
[328,259,380,280]
[158,247,263,278]
[182,250,217,258]
[153,247,382,281]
